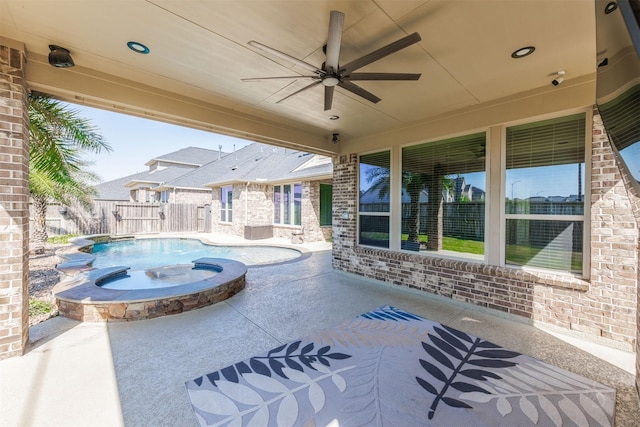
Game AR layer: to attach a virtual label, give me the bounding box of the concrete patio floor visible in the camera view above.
[1,236,639,426]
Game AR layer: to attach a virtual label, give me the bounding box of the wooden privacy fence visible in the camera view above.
[30,201,211,237]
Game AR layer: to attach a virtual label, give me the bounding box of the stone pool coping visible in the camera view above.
[53,257,247,322]
[54,233,309,272]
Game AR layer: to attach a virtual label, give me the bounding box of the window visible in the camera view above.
[320,184,333,226]
[401,133,486,255]
[220,185,232,222]
[274,183,302,225]
[158,190,169,203]
[355,111,589,276]
[505,113,586,274]
[359,151,391,248]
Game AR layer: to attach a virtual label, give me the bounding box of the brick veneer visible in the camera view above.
[593,106,640,394]
[0,43,29,359]
[332,112,639,350]
[211,181,328,242]
[173,189,212,204]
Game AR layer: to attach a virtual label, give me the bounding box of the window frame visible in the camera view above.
[220,185,233,223]
[357,149,393,249]
[355,108,591,277]
[273,182,303,226]
[501,109,591,277]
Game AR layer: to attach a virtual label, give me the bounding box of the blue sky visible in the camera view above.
[69,103,253,182]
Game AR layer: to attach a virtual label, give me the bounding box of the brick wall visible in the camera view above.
[211,182,328,242]
[592,106,640,394]
[173,188,212,204]
[332,114,638,349]
[0,43,29,359]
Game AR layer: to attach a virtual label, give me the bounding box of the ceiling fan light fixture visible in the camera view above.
[511,46,535,59]
[322,76,340,87]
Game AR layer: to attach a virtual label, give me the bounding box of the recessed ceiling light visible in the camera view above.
[329,115,340,120]
[511,46,535,59]
[605,2,618,14]
[127,41,150,54]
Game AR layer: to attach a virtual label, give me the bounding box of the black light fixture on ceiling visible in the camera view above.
[332,133,340,144]
[48,45,75,68]
[511,46,535,59]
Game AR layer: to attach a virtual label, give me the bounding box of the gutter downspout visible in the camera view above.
[245,182,249,226]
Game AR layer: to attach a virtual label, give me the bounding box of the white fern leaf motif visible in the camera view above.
[277,394,299,427]
[519,396,539,423]
[242,373,290,394]
[580,394,610,426]
[496,397,512,416]
[245,405,269,427]
[217,381,264,405]
[558,397,590,426]
[311,362,347,392]
[538,394,563,427]
[188,389,240,416]
[308,382,325,413]
[459,363,614,426]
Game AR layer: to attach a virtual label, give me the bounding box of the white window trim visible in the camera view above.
[273,183,302,226]
[355,108,591,278]
[501,108,590,277]
[357,150,392,249]
[220,185,232,223]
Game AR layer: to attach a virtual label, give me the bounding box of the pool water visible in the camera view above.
[98,265,218,290]
[92,238,300,269]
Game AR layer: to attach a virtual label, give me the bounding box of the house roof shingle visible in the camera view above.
[94,143,333,199]
[145,146,226,167]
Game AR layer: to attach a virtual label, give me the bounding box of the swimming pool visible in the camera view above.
[91,238,301,269]
[54,236,302,321]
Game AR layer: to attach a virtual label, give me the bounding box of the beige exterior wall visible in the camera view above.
[211,181,329,242]
[0,42,29,359]
[332,108,639,351]
[172,188,212,204]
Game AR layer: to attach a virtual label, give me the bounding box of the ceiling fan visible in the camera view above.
[242,10,422,111]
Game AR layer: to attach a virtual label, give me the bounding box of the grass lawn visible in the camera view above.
[361,233,581,271]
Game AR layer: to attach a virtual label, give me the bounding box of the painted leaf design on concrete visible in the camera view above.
[459,363,614,426]
[186,306,616,426]
[415,324,519,419]
[310,318,429,349]
[359,305,424,322]
[199,340,351,387]
[190,362,354,427]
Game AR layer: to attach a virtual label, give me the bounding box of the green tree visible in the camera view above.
[28,94,111,249]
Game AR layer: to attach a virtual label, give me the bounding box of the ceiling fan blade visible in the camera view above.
[248,41,322,74]
[348,72,421,81]
[338,80,381,104]
[340,32,422,73]
[276,81,322,104]
[325,11,344,72]
[242,76,318,82]
[324,86,335,111]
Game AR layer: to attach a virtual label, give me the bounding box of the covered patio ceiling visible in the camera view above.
[0,0,596,155]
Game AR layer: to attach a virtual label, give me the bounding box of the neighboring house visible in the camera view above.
[94,147,225,203]
[201,143,333,242]
[94,143,333,242]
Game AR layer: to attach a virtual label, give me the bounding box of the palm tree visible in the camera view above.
[364,167,454,248]
[28,93,111,249]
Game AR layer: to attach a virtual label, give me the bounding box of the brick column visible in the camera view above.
[0,42,29,359]
[331,154,358,270]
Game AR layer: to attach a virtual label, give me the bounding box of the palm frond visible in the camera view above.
[28,94,109,209]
